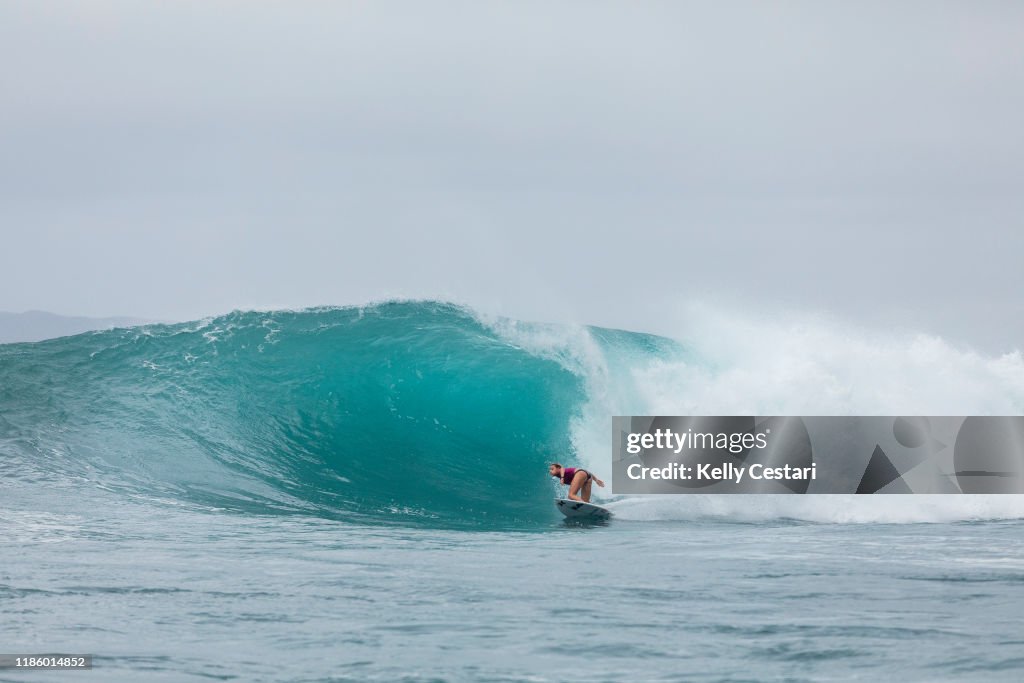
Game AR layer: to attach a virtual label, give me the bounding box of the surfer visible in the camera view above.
[549,463,605,502]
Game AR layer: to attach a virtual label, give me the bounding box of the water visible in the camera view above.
[4,499,1024,682]
[3,301,1024,681]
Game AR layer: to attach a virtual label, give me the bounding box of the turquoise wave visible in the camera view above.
[0,301,676,528]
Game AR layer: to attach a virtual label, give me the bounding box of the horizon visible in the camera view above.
[3,300,1021,360]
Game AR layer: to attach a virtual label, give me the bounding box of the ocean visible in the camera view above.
[2,301,1024,682]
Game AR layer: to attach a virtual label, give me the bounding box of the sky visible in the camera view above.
[2,2,1023,351]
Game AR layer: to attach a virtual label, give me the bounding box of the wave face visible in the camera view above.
[4,300,1024,528]
[0,302,640,527]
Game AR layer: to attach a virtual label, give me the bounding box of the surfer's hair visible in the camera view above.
[549,462,562,469]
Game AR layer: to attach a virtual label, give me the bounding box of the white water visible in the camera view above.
[486,304,1024,523]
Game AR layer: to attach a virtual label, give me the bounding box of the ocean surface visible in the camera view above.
[3,301,1024,682]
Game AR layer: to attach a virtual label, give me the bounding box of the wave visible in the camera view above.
[2,300,1024,528]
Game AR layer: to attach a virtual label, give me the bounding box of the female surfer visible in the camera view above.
[549,463,605,502]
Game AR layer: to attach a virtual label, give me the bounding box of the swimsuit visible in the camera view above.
[561,467,592,486]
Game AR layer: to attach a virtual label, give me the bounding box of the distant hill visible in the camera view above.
[0,310,152,344]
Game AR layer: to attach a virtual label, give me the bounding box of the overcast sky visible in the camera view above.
[2,2,1023,350]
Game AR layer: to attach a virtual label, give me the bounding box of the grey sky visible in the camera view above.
[2,2,1023,350]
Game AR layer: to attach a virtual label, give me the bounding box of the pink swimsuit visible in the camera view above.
[561,467,591,485]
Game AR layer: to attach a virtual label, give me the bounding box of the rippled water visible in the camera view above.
[4,496,1023,682]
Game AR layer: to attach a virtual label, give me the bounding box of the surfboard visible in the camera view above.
[555,498,612,521]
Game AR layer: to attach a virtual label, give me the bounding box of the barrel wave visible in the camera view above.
[7,300,1024,529]
[0,302,621,528]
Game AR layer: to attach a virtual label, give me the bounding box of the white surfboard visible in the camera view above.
[555,498,612,521]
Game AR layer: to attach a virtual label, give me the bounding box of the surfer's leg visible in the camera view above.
[568,470,588,501]
[582,478,593,502]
